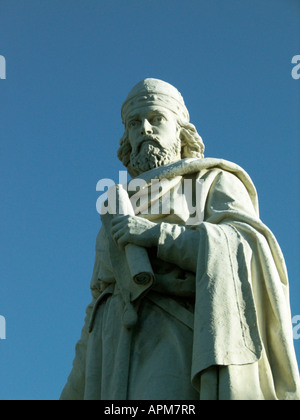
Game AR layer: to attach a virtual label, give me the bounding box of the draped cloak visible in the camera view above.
[60,158,300,400]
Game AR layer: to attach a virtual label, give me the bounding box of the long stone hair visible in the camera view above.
[117,119,205,171]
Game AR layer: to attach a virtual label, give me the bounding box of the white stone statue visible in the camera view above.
[60,78,300,400]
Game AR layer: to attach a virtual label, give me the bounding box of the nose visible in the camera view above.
[141,118,153,135]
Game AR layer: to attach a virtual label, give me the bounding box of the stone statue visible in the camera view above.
[60,78,300,400]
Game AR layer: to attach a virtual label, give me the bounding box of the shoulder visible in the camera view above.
[195,158,259,214]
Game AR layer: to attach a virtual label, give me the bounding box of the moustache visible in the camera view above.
[135,135,161,153]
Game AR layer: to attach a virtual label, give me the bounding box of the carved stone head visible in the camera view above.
[118,78,205,177]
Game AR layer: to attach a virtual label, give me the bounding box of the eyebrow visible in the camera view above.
[126,108,169,122]
[127,113,140,121]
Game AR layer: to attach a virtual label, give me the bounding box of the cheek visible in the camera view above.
[128,131,138,147]
[160,123,179,139]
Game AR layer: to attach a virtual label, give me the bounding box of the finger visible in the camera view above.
[111,222,125,235]
[112,226,129,243]
[117,235,131,250]
[111,215,130,226]
[111,217,130,233]
[113,229,125,241]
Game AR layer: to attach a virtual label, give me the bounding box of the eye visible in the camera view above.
[151,115,166,124]
[128,119,139,129]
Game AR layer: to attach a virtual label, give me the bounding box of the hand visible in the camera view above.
[111,215,160,250]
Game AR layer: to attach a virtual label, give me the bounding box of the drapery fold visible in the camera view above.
[60,158,300,400]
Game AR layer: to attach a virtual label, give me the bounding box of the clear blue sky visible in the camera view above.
[0,0,299,400]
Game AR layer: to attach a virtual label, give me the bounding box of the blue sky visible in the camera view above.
[0,0,299,400]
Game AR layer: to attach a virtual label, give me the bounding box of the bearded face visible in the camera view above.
[125,107,182,177]
[128,136,181,177]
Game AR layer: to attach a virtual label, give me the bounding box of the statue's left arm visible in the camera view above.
[156,169,259,270]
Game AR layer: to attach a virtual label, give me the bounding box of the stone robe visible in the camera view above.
[60,158,300,400]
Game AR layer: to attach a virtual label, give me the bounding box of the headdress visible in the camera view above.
[121,78,190,124]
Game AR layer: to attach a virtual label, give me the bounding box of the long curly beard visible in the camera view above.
[128,138,181,177]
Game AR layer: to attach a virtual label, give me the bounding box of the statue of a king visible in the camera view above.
[60,78,300,400]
